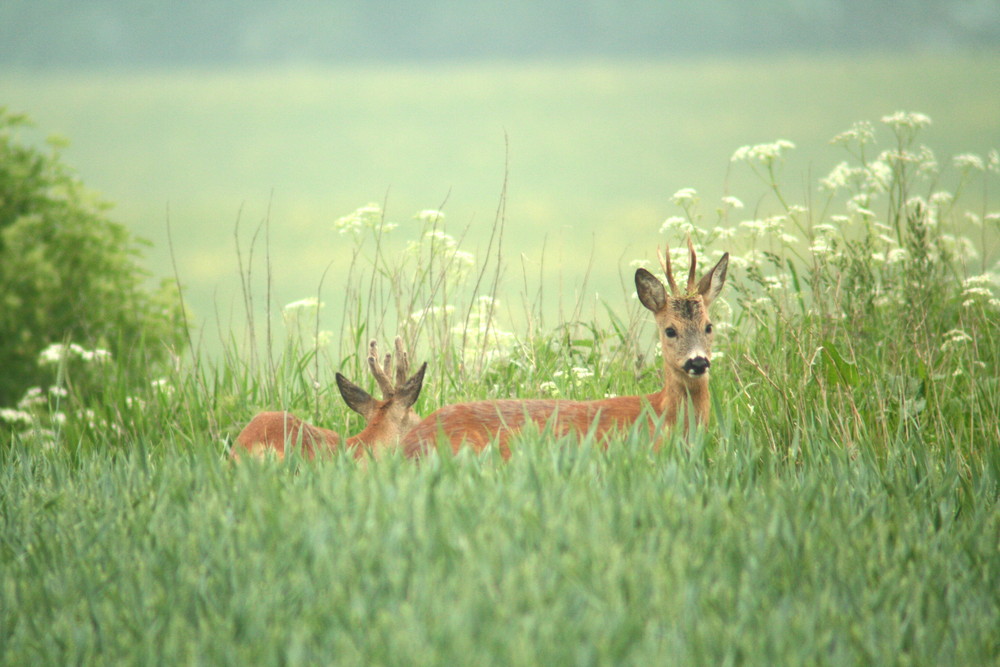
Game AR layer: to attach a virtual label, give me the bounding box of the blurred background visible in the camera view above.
[2,0,998,352]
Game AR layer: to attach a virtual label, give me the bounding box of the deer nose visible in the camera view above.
[684,356,711,376]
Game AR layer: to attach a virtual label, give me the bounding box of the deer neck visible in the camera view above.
[655,368,710,428]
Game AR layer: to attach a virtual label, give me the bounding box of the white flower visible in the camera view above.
[886,248,908,264]
[284,297,322,312]
[721,196,744,209]
[150,378,174,395]
[413,305,450,321]
[953,154,985,171]
[333,203,383,235]
[830,121,875,146]
[763,274,789,291]
[38,343,70,366]
[453,250,476,268]
[820,161,854,191]
[881,111,932,130]
[941,329,972,352]
[864,160,892,192]
[731,140,795,163]
[846,197,876,219]
[929,191,953,207]
[17,387,45,410]
[423,229,458,248]
[671,188,698,205]
[416,209,446,224]
[739,217,784,236]
[539,381,560,397]
[988,150,1000,173]
[659,216,690,235]
[84,348,111,363]
[810,237,832,257]
[711,226,738,240]
[0,408,34,425]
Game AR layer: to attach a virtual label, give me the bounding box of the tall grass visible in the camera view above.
[1,113,999,665]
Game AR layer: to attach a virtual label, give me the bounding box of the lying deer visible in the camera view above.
[399,242,728,458]
[230,337,426,460]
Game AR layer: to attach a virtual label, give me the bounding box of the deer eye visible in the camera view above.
[664,327,677,338]
[705,323,713,334]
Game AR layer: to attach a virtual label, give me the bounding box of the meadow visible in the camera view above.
[2,53,998,346]
[2,56,1000,665]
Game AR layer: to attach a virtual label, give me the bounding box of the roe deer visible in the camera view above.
[230,337,426,460]
[399,242,728,459]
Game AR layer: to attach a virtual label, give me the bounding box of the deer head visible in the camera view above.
[635,240,729,382]
[335,337,427,448]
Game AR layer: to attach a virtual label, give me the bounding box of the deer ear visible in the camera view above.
[336,373,376,419]
[396,362,427,409]
[697,252,729,307]
[635,268,667,313]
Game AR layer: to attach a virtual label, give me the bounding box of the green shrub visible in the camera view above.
[0,108,186,407]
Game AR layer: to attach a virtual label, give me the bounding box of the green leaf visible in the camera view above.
[821,340,860,387]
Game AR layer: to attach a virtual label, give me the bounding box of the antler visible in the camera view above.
[366,337,411,398]
[657,245,679,295]
[393,336,410,385]
[686,236,697,295]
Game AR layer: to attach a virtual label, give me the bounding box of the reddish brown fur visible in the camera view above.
[230,338,426,461]
[232,411,342,460]
[399,245,728,459]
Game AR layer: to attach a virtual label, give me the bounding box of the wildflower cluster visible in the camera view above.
[1,342,173,449]
[331,202,516,380]
[333,203,393,237]
[652,112,998,330]
[37,342,112,366]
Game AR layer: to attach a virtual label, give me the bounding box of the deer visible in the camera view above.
[398,241,728,459]
[230,337,427,461]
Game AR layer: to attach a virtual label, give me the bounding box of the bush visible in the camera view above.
[0,108,186,407]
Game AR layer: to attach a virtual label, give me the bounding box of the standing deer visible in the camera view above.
[230,338,426,461]
[399,242,728,458]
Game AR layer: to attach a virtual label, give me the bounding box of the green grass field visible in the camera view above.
[2,56,1000,665]
[2,428,997,665]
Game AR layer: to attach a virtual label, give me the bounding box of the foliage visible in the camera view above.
[0,108,186,407]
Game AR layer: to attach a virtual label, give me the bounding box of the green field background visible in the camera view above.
[3,53,999,349]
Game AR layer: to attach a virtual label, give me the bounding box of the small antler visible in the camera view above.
[657,245,679,295]
[366,337,411,398]
[367,340,395,397]
[686,236,697,295]
[392,336,410,385]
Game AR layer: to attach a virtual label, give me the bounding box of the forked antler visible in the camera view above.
[657,246,679,295]
[367,336,411,398]
[658,237,699,296]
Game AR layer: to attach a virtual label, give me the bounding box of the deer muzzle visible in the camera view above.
[683,356,711,376]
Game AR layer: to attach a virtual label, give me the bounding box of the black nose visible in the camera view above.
[684,357,710,375]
